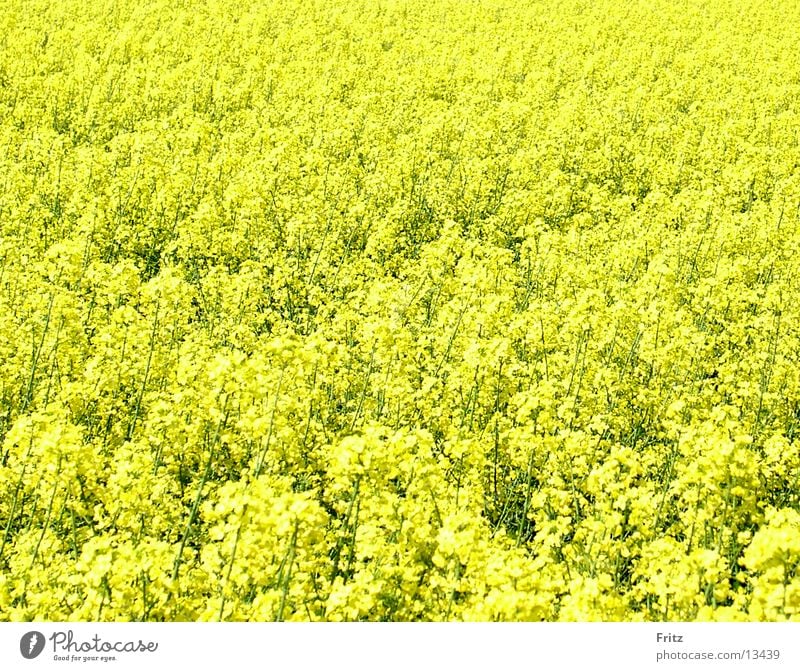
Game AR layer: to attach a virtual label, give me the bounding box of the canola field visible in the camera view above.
[2,0,800,622]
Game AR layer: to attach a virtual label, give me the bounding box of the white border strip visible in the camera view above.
[1,623,797,671]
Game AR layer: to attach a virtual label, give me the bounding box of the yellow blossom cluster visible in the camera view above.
[2,0,800,621]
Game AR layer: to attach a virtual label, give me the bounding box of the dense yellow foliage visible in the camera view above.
[2,0,800,621]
